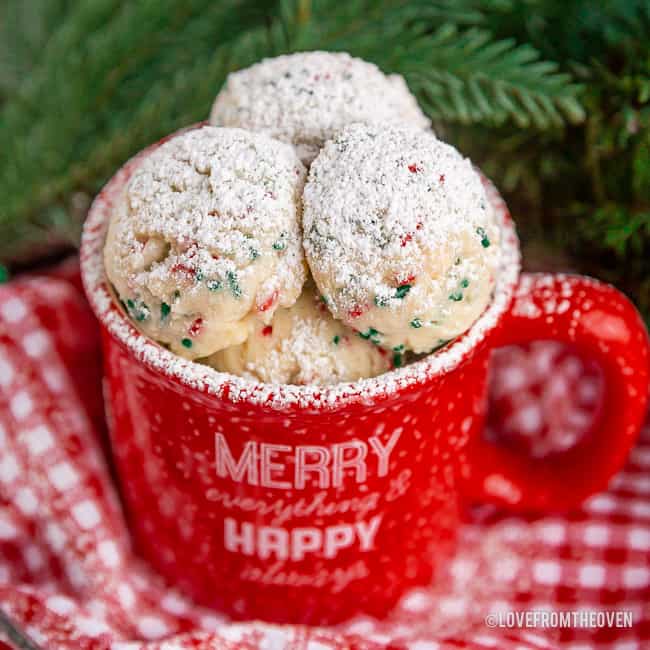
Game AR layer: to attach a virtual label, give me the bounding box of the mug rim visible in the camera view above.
[80,126,521,411]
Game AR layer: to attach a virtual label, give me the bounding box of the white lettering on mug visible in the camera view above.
[224,515,383,561]
[291,527,322,560]
[216,435,258,485]
[323,524,355,558]
[258,526,289,560]
[294,446,331,489]
[260,444,292,490]
[356,514,383,550]
[331,441,367,487]
[214,430,402,489]
[224,518,255,555]
[369,428,402,476]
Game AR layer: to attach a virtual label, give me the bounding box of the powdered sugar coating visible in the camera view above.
[209,51,430,165]
[82,126,520,411]
[303,123,501,353]
[206,284,391,385]
[104,126,307,359]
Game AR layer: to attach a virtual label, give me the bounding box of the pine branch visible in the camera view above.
[0,0,78,102]
[0,0,585,263]
[0,0,275,261]
[277,0,584,128]
[582,205,650,257]
[395,26,584,129]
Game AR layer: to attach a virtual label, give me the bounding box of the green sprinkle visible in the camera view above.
[394,284,411,299]
[249,247,259,260]
[393,344,405,352]
[359,327,380,340]
[195,270,204,281]
[320,295,329,305]
[476,227,491,248]
[449,291,463,301]
[173,290,181,299]
[207,279,222,291]
[227,271,241,298]
[272,233,287,251]
[161,302,171,319]
[0,265,8,283]
[460,278,470,288]
[393,352,403,368]
[410,318,423,329]
[332,335,340,345]
[181,338,193,349]
[374,295,389,307]
[126,298,149,322]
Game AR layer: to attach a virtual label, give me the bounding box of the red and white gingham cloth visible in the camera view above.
[0,263,648,650]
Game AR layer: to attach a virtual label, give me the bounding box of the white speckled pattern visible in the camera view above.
[209,51,430,165]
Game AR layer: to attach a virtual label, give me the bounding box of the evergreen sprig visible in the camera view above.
[385,26,584,128]
[0,0,585,262]
[1,0,648,322]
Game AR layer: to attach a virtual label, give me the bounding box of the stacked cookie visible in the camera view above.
[104,51,501,385]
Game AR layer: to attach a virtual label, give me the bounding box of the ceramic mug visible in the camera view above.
[81,134,650,625]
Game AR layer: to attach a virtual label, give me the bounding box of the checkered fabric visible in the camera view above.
[0,265,647,650]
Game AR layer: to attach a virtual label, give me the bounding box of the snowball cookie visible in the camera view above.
[104,126,307,360]
[209,51,430,165]
[206,284,391,385]
[303,123,501,354]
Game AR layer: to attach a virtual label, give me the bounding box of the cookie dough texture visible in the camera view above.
[209,51,430,165]
[104,126,307,359]
[303,123,501,354]
[206,285,391,385]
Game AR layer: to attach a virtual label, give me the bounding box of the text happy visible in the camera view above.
[225,515,382,561]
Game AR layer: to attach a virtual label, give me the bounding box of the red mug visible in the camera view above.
[81,133,650,625]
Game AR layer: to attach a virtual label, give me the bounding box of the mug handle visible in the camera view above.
[462,272,650,511]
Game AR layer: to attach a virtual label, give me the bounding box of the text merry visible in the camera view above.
[215,429,402,489]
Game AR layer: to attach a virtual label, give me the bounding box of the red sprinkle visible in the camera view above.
[171,263,195,277]
[257,290,278,313]
[394,273,416,286]
[400,233,413,247]
[348,305,365,319]
[189,318,203,337]
[408,164,419,173]
[439,174,445,183]
[416,221,423,230]
[262,325,273,336]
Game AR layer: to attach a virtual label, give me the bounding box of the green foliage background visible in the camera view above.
[0,0,648,317]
